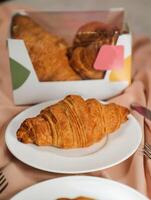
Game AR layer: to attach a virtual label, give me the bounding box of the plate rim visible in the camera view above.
[11,175,149,200]
[5,98,142,174]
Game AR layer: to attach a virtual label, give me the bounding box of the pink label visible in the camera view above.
[93,45,124,70]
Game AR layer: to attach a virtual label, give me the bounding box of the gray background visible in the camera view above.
[13,0,151,37]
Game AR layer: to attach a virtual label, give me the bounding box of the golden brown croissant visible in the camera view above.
[69,21,120,79]
[11,15,81,81]
[17,95,129,149]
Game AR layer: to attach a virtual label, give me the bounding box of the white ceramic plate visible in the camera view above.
[5,99,142,174]
[11,176,149,200]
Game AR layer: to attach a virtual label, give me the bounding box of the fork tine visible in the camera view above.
[143,148,151,159]
[145,143,151,149]
[0,174,5,182]
[0,177,6,185]
[0,182,8,193]
[146,143,151,148]
[0,171,8,194]
[145,144,151,153]
[143,150,149,159]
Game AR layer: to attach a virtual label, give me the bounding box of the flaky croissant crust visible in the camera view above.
[11,15,81,81]
[17,95,129,149]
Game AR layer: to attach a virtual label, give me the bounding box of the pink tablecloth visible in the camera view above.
[0,2,151,200]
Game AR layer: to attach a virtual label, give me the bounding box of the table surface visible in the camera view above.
[13,0,151,37]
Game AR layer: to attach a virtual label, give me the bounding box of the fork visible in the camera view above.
[131,103,151,159]
[142,143,151,159]
[0,171,8,193]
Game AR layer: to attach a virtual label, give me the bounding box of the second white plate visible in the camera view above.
[5,99,142,174]
[11,176,149,200]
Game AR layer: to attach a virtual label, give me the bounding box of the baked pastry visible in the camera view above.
[69,21,120,79]
[73,21,119,47]
[11,15,81,81]
[16,95,129,148]
[69,44,104,79]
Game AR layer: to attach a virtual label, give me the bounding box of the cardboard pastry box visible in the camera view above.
[8,9,131,105]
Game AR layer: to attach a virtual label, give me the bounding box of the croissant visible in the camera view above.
[11,15,81,81]
[69,44,105,79]
[17,95,129,149]
[69,21,120,79]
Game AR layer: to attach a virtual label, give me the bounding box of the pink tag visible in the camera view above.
[93,45,124,70]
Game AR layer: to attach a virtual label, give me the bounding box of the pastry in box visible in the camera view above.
[8,9,131,105]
